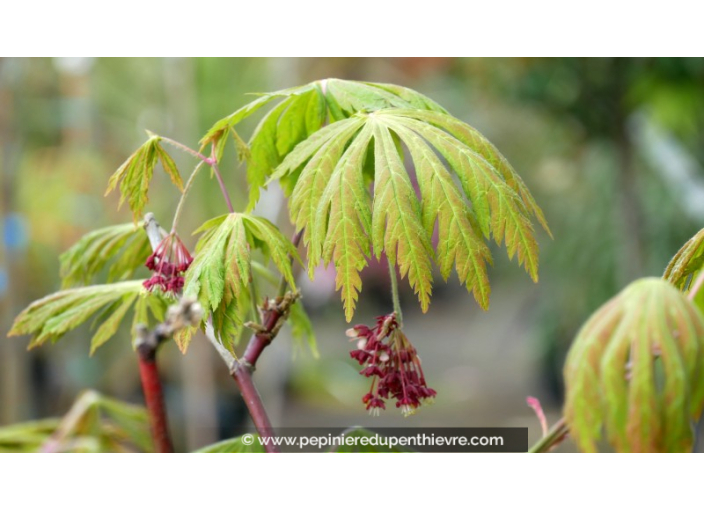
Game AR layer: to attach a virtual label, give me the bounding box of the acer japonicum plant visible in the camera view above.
[9,78,562,453]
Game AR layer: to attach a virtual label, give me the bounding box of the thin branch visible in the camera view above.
[277,229,304,297]
[144,212,168,250]
[158,136,235,214]
[248,263,260,324]
[227,230,304,453]
[209,145,235,214]
[159,135,212,165]
[138,214,175,452]
[230,364,280,453]
[135,326,174,453]
[528,417,569,453]
[171,160,205,233]
[243,229,304,370]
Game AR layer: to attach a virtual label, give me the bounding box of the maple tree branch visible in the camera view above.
[139,214,174,452]
[171,160,205,232]
[227,230,303,453]
[135,326,174,453]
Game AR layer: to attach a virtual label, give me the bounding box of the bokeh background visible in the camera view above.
[2,57,704,451]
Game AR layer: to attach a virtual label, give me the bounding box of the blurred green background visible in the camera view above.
[2,57,704,451]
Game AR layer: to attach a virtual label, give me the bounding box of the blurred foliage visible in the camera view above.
[0,389,152,452]
[447,59,704,400]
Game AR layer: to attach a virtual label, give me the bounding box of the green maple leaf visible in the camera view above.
[180,213,301,351]
[59,223,151,288]
[8,281,169,355]
[201,79,547,320]
[200,79,447,210]
[270,109,549,321]
[105,134,184,221]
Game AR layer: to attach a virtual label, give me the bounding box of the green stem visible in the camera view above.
[171,160,205,232]
[249,262,260,323]
[209,154,235,214]
[528,417,568,453]
[159,135,211,164]
[388,258,403,325]
[276,229,304,298]
[160,135,235,218]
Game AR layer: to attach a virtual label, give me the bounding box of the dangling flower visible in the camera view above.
[347,313,436,417]
[143,233,193,295]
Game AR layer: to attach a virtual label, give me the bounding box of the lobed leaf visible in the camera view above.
[59,223,151,288]
[387,119,492,308]
[182,213,299,350]
[315,125,374,321]
[370,118,434,312]
[203,79,447,209]
[105,135,184,221]
[272,109,546,320]
[8,281,170,354]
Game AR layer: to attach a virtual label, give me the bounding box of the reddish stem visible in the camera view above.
[230,365,280,453]
[243,307,286,366]
[227,230,304,452]
[137,343,174,453]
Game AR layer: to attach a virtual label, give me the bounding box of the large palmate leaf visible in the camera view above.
[200,79,447,209]
[179,212,301,351]
[59,223,151,288]
[270,109,549,321]
[8,281,169,354]
[105,134,184,220]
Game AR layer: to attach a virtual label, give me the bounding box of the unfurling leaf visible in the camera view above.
[664,227,704,293]
[59,223,151,288]
[181,213,300,351]
[271,109,547,321]
[563,278,704,452]
[105,135,184,220]
[8,281,171,354]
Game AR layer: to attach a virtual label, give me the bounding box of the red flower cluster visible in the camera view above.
[348,313,436,416]
[143,233,193,295]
